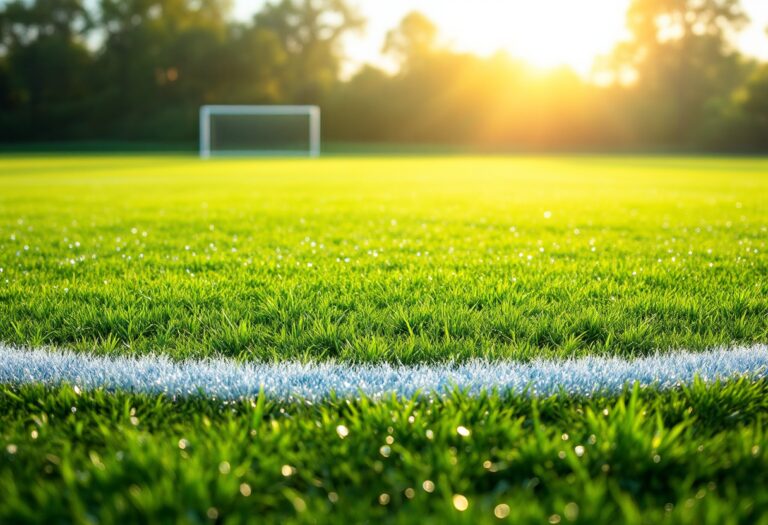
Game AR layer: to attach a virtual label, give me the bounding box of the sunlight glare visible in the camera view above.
[439,0,631,75]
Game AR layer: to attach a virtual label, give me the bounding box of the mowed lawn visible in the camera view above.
[0,156,766,361]
[1,155,768,523]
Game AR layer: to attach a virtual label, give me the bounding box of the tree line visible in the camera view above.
[1,0,767,151]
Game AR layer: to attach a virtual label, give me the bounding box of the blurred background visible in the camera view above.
[0,0,767,152]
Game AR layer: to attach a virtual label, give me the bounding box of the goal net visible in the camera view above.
[199,105,320,158]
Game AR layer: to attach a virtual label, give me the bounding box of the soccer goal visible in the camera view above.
[199,105,320,158]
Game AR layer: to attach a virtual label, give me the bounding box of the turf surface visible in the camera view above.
[2,381,768,524]
[1,156,766,362]
[1,155,767,523]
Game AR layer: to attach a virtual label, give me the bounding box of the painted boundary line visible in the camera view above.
[1,344,767,401]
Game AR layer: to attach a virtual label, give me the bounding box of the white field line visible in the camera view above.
[1,344,767,401]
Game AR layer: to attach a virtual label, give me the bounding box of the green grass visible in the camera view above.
[1,156,766,362]
[1,155,768,523]
[2,381,768,524]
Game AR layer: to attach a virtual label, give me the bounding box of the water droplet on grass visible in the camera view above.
[494,504,510,518]
[453,494,469,511]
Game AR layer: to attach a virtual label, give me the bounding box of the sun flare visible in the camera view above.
[437,0,631,75]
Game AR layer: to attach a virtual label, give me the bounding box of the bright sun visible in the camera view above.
[439,0,631,75]
[239,0,768,78]
[239,0,637,77]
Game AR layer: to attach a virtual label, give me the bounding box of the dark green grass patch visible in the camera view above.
[1,381,768,524]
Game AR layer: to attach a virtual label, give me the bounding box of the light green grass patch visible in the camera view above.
[1,156,766,362]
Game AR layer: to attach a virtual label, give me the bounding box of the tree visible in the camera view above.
[254,0,364,102]
[0,0,95,139]
[0,0,92,46]
[719,63,768,150]
[610,0,751,146]
[382,11,438,71]
[95,0,236,138]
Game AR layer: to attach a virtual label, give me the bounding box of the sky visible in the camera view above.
[234,0,768,79]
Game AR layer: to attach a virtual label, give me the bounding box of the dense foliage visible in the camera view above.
[0,0,767,150]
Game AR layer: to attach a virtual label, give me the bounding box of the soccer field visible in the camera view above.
[1,155,768,523]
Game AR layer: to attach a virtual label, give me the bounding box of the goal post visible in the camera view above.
[199,105,320,158]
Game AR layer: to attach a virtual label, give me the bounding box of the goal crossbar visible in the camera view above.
[199,105,321,158]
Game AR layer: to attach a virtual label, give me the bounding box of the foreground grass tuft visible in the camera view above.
[2,380,768,523]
